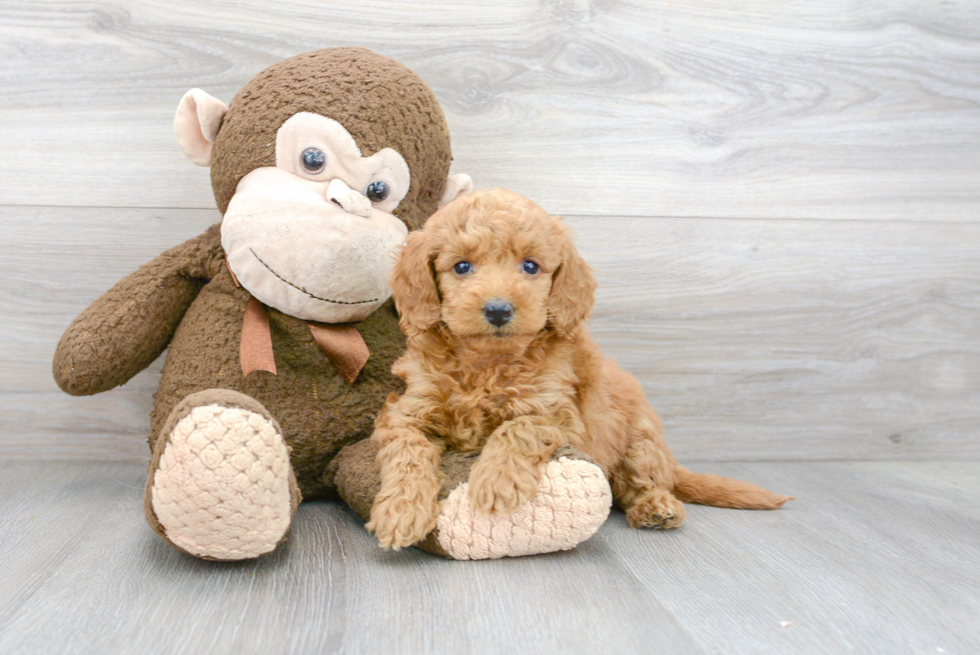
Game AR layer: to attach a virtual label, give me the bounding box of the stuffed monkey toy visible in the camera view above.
[53,48,611,561]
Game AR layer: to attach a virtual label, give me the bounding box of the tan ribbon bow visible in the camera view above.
[307,322,371,385]
[240,296,278,376]
[229,260,369,384]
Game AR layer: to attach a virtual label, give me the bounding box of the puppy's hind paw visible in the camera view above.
[626,490,686,530]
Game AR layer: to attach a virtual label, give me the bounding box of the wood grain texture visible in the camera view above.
[0,0,978,219]
[576,215,980,461]
[2,4,977,654]
[2,206,977,461]
[0,460,976,654]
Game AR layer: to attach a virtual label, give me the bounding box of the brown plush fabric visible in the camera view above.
[144,230,409,498]
[210,47,452,230]
[53,48,458,559]
[55,221,406,499]
[53,226,223,396]
[330,439,599,557]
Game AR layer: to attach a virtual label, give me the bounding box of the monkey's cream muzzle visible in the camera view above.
[222,167,408,324]
[326,178,372,218]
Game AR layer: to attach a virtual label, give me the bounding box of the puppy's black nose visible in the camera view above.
[483,301,514,327]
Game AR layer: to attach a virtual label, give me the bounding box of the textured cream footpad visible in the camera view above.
[437,458,612,560]
[151,404,292,560]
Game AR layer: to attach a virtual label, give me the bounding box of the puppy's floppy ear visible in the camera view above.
[391,230,441,336]
[547,224,597,338]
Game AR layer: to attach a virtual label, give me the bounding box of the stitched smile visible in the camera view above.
[249,248,379,306]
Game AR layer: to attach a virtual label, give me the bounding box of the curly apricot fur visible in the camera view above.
[367,189,792,549]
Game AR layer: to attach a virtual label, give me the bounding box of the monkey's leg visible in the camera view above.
[144,389,301,560]
[331,442,612,560]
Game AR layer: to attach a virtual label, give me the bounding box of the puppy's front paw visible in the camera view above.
[468,456,541,515]
[366,491,439,551]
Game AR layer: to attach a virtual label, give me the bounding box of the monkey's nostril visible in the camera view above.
[329,197,344,209]
[483,301,513,327]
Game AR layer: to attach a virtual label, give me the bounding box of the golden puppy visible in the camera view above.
[367,188,791,550]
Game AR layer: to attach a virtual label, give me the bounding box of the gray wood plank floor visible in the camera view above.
[0,460,976,655]
[1,3,977,655]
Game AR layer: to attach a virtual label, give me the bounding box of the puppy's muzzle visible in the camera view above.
[483,300,514,327]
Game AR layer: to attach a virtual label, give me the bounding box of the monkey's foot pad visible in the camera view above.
[150,404,293,560]
[435,457,612,560]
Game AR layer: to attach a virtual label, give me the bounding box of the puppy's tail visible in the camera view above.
[673,467,793,510]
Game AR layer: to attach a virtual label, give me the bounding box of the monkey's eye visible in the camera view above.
[522,260,540,275]
[301,147,326,173]
[453,261,472,275]
[366,181,389,203]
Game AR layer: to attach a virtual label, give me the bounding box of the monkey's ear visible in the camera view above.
[174,89,228,167]
[391,230,441,337]
[438,173,473,209]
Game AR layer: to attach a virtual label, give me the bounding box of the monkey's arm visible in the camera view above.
[53,224,223,396]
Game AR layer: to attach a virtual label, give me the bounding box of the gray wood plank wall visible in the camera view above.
[1,1,978,461]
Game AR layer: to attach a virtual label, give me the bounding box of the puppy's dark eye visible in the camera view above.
[301,147,326,173]
[453,261,472,275]
[523,260,539,275]
[366,181,389,202]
